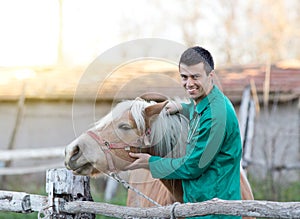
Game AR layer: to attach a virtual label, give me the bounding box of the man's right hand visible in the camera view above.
[165,101,182,115]
[124,152,151,170]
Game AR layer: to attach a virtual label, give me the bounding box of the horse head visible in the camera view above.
[64,98,188,177]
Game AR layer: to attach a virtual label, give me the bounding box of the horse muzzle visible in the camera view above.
[65,144,81,168]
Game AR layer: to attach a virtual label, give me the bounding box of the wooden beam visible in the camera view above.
[0,163,64,176]
[1,189,300,218]
[0,190,47,213]
[61,198,300,218]
[263,62,271,109]
[250,78,260,113]
[0,147,65,162]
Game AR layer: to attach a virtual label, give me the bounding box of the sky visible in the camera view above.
[0,0,58,66]
[0,0,187,67]
[0,0,225,68]
[1,0,298,68]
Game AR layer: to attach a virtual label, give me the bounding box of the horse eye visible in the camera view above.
[118,123,132,130]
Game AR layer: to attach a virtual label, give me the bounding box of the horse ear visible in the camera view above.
[144,100,168,128]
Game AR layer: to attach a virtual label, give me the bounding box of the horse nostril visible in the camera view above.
[70,145,82,162]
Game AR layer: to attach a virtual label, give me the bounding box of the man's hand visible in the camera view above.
[165,100,182,115]
[124,153,151,170]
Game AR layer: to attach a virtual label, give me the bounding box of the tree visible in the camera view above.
[245,0,295,63]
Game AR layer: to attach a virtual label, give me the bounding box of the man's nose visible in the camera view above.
[186,77,195,86]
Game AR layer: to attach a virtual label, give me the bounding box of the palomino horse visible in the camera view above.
[65,98,254,218]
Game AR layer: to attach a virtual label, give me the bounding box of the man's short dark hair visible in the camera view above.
[179,46,214,74]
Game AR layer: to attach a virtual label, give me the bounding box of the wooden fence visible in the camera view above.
[0,168,300,218]
[0,146,65,175]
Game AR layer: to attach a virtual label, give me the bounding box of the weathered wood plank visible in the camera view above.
[61,199,300,218]
[1,189,300,218]
[0,163,64,175]
[0,147,64,162]
[243,99,255,164]
[239,85,251,145]
[0,190,47,213]
[46,168,95,219]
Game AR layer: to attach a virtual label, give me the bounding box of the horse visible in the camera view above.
[65,97,254,218]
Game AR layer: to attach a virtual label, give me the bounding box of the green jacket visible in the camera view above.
[149,86,242,219]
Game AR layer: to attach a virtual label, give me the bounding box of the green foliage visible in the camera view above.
[277,181,300,202]
[248,174,300,202]
[0,212,38,219]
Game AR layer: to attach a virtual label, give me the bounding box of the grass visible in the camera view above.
[249,174,300,202]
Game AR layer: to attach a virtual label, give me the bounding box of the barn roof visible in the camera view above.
[216,60,300,103]
[0,60,300,104]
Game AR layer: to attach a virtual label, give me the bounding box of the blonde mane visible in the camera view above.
[95,99,188,158]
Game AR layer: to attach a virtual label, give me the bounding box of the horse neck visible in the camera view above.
[143,113,188,202]
[159,179,183,202]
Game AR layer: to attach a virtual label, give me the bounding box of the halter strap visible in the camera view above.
[86,131,117,171]
[87,130,133,150]
[86,130,154,172]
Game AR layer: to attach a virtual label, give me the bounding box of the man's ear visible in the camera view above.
[144,100,168,129]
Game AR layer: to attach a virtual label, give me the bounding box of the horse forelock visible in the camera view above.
[94,100,133,130]
[94,99,188,158]
[129,99,150,134]
[131,100,188,158]
[94,100,150,131]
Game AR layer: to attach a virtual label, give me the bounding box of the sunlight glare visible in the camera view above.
[0,0,59,66]
[13,68,36,80]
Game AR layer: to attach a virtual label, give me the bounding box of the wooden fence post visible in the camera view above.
[2,83,26,186]
[239,85,255,170]
[46,168,95,219]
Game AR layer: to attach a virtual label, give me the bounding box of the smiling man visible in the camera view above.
[126,46,242,219]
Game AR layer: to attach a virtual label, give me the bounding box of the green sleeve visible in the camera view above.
[149,105,226,180]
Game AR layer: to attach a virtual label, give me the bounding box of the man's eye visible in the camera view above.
[180,75,187,80]
[192,75,200,80]
[118,123,132,130]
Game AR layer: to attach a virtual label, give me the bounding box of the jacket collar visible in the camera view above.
[195,85,220,115]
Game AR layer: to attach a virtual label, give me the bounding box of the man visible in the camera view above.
[126,46,242,219]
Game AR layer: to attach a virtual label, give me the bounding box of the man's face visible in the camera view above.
[179,62,213,103]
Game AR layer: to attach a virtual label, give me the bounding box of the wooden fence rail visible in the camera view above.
[1,191,300,218]
[0,190,47,213]
[0,147,65,175]
[61,199,300,218]
[0,168,300,218]
[0,147,65,162]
